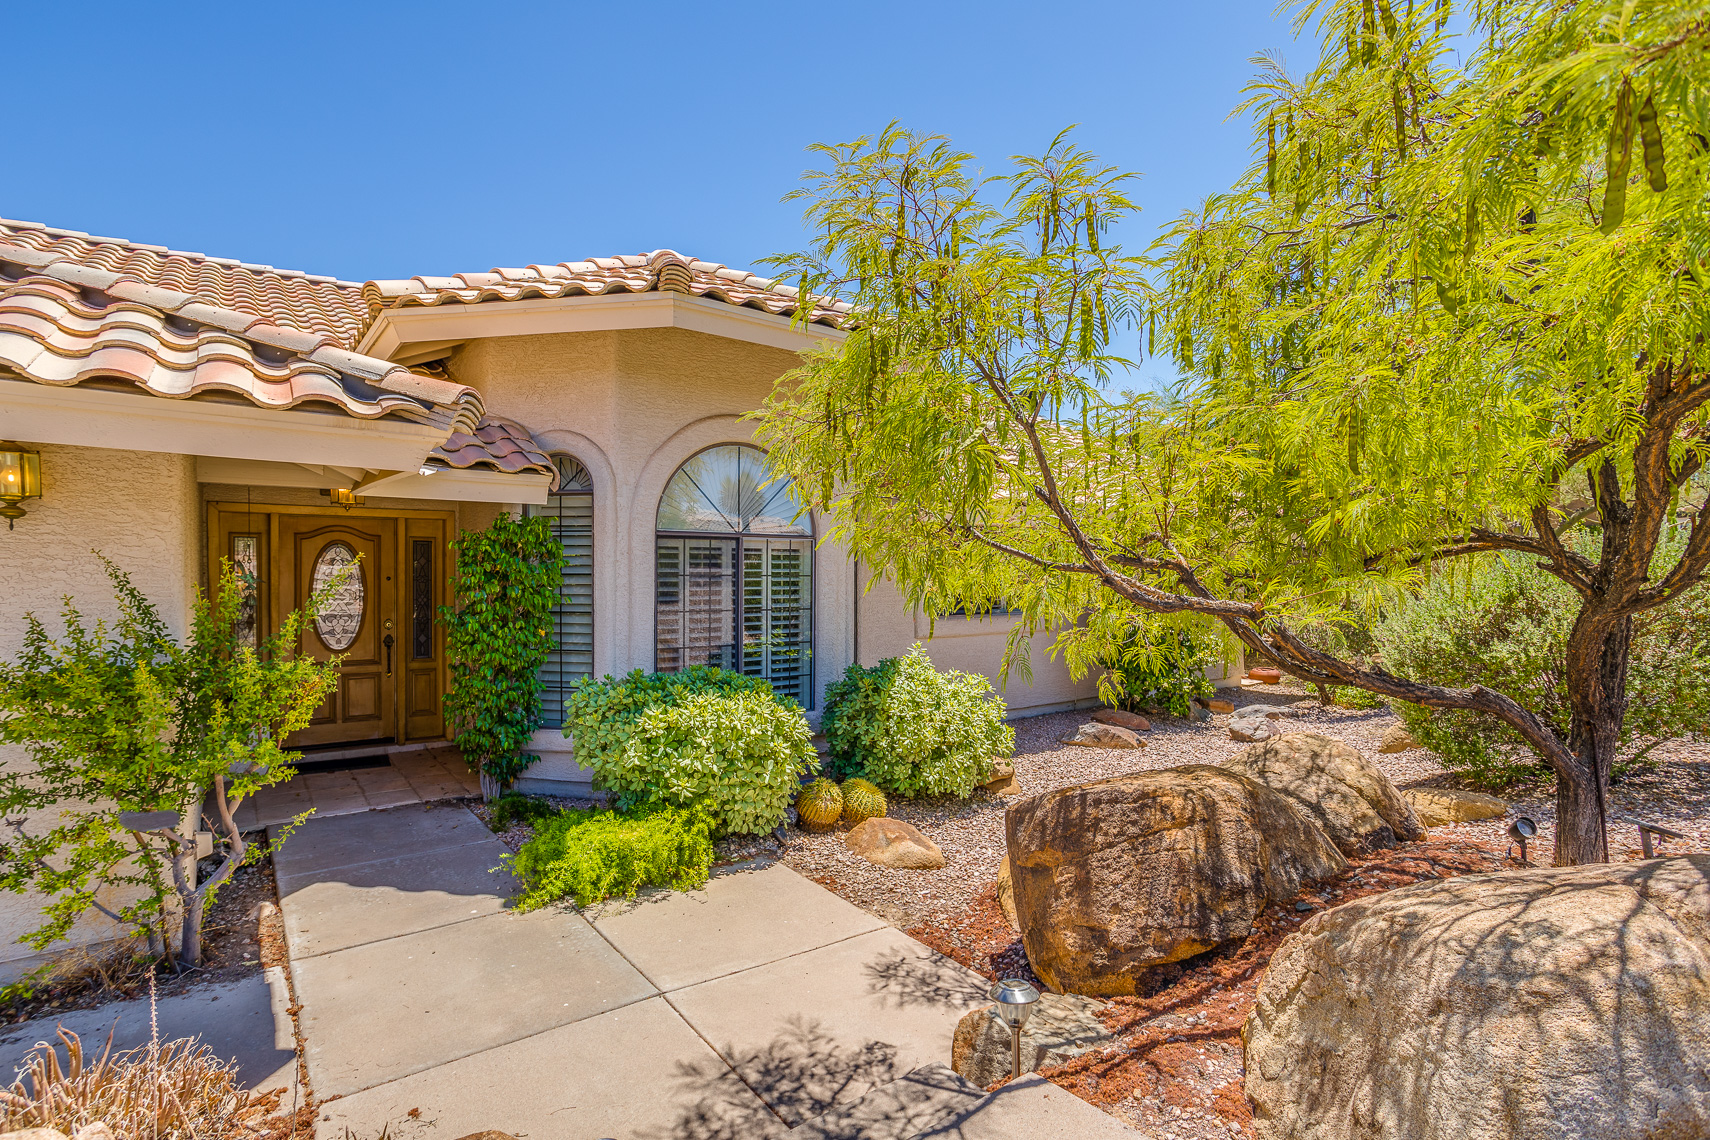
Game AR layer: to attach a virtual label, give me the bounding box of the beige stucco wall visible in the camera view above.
[0,444,200,979]
[854,574,1101,717]
[446,325,1100,790]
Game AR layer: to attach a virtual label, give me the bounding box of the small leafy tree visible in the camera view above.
[441,514,562,789]
[0,558,340,966]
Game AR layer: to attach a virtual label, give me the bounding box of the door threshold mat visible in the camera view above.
[291,754,392,775]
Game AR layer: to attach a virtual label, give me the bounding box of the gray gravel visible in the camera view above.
[780,684,1710,930]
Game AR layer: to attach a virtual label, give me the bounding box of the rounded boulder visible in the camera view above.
[1244,856,1710,1140]
[1005,765,1345,996]
[1225,732,1425,855]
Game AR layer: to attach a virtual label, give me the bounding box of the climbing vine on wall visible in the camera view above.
[441,514,562,787]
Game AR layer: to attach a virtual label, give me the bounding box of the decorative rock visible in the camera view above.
[1379,723,1419,753]
[4,1130,70,1140]
[982,759,1020,795]
[1244,857,1710,1140]
[1237,704,1290,719]
[951,993,1115,1087]
[1206,698,1236,714]
[71,1125,113,1140]
[1229,716,1281,742]
[844,817,945,870]
[996,855,1019,930]
[1091,707,1151,732]
[451,1133,519,1140]
[1403,787,1509,827]
[1226,733,1425,855]
[1006,766,1346,995]
[1190,705,1213,723]
[1060,722,1145,750]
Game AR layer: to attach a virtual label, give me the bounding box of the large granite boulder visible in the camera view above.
[1225,733,1424,855]
[951,993,1114,1086]
[1244,856,1710,1140]
[1091,707,1151,732]
[1005,766,1346,996]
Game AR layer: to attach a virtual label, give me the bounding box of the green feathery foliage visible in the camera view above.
[508,804,714,910]
[442,514,562,787]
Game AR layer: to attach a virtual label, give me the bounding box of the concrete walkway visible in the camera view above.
[232,745,480,831]
[276,804,1141,1139]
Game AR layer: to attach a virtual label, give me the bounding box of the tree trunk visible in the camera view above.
[1554,615,1631,865]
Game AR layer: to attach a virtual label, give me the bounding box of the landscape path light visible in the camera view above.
[1506,817,1538,864]
[988,977,1041,1080]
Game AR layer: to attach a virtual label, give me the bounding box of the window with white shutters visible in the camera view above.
[527,455,594,728]
[655,444,813,708]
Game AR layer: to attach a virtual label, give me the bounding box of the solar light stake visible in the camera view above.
[1506,817,1538,864]
[988,978,1041,1080]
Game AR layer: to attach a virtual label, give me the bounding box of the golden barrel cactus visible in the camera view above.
[796,778,844,830]
[840,777,888,825]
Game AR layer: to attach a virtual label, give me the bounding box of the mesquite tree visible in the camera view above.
[757,1,1710,865]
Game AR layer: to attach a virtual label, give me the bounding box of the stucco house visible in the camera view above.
[0,217,1104,967]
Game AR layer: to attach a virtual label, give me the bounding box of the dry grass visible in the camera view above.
[0,1026,295,1140]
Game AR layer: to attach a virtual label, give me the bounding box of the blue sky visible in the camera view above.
[8,0,1312,386]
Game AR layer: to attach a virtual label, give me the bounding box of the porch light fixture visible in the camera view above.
[988,977,1041,1079]
[328,487,360,509]
[0,443,42,530]
[1506,817,1538,864]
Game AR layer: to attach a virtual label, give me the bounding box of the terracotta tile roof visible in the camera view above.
[0,219,367,348]
[364,249,851,330]
[428,416,553,476]
[0,241,481,430]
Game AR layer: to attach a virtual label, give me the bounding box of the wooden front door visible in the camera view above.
[279,516,395,747]
[208,504,452,749]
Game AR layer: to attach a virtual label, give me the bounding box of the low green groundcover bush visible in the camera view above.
[565,666,814,835]
[509,804,714,909]
[822,645,1014,798]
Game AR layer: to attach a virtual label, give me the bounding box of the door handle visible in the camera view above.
[383,633,394,676]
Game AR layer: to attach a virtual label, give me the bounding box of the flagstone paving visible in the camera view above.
[274,803,1141,1139]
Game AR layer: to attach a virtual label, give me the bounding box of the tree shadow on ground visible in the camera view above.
[861,946,991,1010]
[638,1015,900,1139]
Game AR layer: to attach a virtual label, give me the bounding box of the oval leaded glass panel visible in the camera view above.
[311,542,364,651]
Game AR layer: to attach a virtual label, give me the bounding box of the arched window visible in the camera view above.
[526,454,594,728]
[655,444,813,707]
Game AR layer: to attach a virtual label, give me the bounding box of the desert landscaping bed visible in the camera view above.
[780,689,1710,933]
[0,841,286,1028]
[779,690,1709,1139]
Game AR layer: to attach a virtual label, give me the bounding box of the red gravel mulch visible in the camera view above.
[913,838,1512,1139]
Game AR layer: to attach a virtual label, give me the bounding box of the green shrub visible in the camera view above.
[507,804,714,909]
[565,667,813,835]
[822,645,1013,798]
[488,793,560,832]
[441,514,562,787]
[1096,629,1216,718]
[1374,544,1710,789]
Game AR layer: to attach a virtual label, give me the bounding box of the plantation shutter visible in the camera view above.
[528,456,594,729]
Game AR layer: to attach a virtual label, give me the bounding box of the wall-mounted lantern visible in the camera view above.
[0,443,42,530]
[326,487,362,510]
